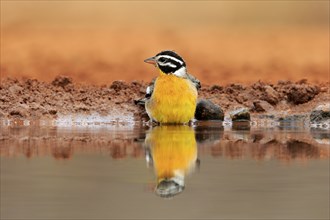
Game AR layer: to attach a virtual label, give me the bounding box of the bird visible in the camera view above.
[144,126,198,198]
[142,50,200,124]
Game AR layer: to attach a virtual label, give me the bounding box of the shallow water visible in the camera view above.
[1,121,329,219]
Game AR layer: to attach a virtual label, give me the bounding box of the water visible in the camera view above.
[1,120,329,219]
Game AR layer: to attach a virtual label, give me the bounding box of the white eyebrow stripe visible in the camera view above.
[156,55,184,65]
[158,62,177,68]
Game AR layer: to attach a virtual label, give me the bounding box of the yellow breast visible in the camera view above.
[146,126,197,182]
[146,73,197,124]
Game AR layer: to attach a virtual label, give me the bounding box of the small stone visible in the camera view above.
[253,100,274,112]
[195,99,224,121]
[229,107,250,121]
[262,85,279,105]
[310,103,330,123]
[287,84,319,104]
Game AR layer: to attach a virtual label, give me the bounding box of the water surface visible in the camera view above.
[1,121,329,219]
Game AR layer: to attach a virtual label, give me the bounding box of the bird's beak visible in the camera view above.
[144,57,157,66]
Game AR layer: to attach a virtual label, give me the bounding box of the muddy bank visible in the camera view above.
[0,76,329,121]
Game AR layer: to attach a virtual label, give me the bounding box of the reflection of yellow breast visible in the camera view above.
[146,126,197,181]
[146,73,197,124]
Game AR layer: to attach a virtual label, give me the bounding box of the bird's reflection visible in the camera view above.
[144,126,198,198]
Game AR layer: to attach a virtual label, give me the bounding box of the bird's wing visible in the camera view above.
[134,79,155,105]
[187,73,201,90]
[145,79,155,98]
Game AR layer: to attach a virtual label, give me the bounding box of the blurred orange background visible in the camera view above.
[1,1,329,85]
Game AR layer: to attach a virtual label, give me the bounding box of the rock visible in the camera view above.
[52,75,72,88]
[287,84,319,104]
[195,99,224,121]
[229,108,250,121]
[253,100,274,112]
[310,103,330,123]
[262,85,279,105]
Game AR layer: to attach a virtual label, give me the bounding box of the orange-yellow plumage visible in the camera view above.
[145,71,197,124]
[146,126,197,182]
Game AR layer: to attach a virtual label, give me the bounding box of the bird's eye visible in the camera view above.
[158,57,166,62]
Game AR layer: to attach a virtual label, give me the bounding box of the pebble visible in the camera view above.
[263,85,279,105]
[253,100,274,112]
[229,107,250,121]
[310,103,330,123]
[195,99,224,121]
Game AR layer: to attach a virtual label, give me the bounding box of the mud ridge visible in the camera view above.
[0,76,329,121]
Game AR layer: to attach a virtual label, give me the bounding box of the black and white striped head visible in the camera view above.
[144,50,187,77]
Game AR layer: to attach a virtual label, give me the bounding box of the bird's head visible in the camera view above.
[144,50,187,77]
[155,176,185,199]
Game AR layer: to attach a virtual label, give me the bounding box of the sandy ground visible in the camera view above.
[0,75,328,121]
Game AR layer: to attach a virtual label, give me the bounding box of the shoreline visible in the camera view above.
[1,76,329,123]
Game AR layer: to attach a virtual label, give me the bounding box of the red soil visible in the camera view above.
[0,76,328,120]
